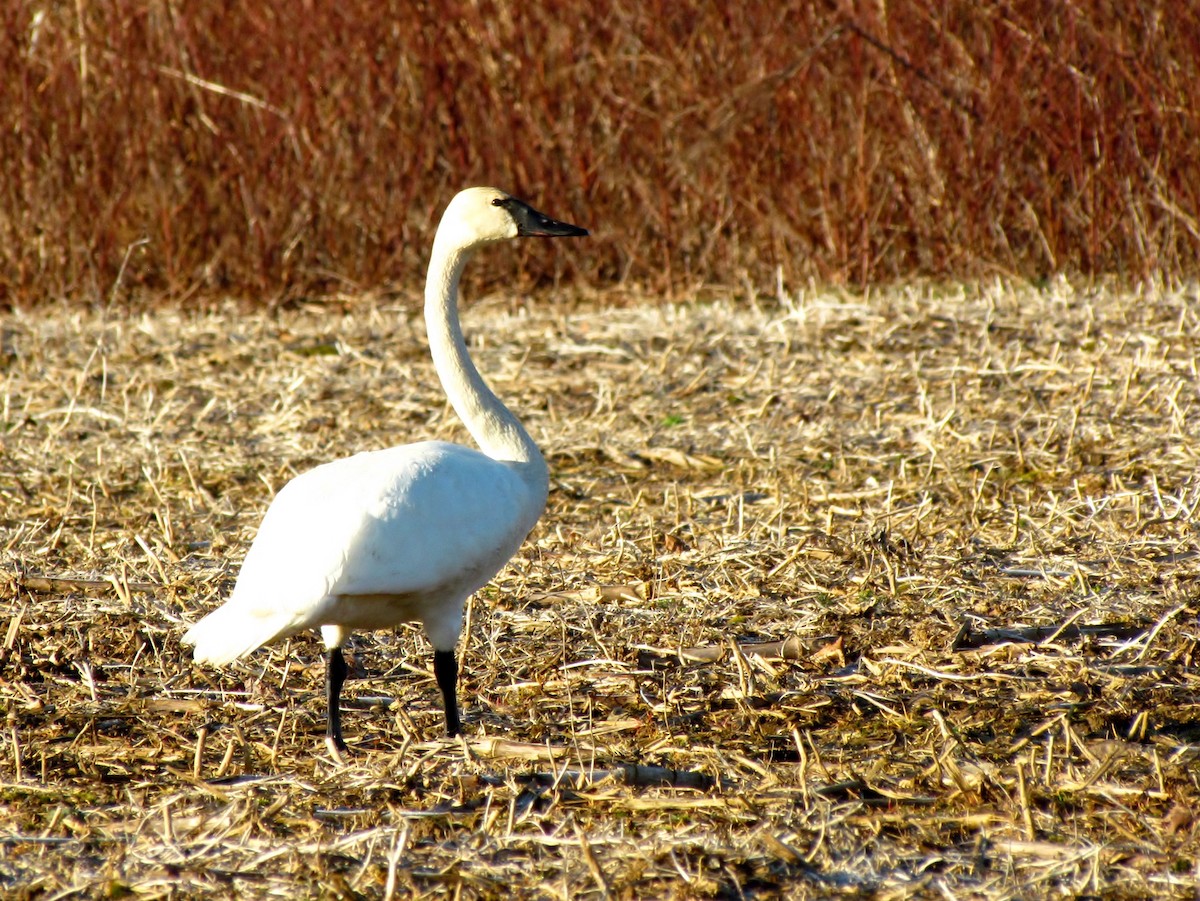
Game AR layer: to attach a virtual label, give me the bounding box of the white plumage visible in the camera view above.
[182,187,588,752]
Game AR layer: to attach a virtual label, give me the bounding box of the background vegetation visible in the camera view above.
[4,0,1200,306]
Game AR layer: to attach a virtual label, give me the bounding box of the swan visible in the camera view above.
[182,187,588,753]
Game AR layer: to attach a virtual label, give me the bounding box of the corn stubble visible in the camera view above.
[3,280,1199,897]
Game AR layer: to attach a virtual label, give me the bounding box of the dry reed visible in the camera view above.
[4,2,1200,305]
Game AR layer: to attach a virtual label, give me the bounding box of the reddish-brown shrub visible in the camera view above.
[2,1,1198,305]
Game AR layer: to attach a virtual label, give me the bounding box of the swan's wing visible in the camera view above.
[328,444,540,598]
[184,442,542,661]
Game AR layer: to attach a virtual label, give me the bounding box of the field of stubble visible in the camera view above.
[2,280,1199,898]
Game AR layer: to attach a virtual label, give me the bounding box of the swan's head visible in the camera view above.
[440,187,589,249]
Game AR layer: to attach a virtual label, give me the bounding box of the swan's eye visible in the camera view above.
[491,198,503,207]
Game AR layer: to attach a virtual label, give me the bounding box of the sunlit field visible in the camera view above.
[3,281,1198,897]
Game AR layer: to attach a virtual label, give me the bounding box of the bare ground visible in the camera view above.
[2,280,1199,898]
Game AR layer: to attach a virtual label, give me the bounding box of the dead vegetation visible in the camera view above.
[2,279,1200,897]
[5,1,1200,303]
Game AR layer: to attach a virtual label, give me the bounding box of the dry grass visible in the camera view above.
[5,1,1200,303]
[2,279,1200,897]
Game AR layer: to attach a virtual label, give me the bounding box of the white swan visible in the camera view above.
[182,187,588,753]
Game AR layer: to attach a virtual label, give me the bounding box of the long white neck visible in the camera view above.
[424,236,548,484]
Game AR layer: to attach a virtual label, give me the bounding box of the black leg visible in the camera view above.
[326,647,348,751]
[433,649,461,737]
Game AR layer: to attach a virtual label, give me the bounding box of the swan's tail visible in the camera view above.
[181,603,295,666]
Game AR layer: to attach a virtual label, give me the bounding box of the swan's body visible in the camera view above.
[183,187,587,751]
